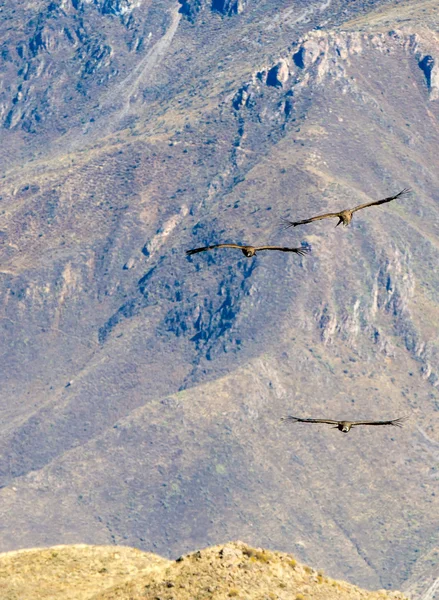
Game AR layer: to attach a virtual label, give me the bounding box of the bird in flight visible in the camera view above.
[281,415,407,433]
[282,188,411,228]
[186,243,310,258]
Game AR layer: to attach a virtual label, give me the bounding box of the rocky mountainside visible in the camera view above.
[1,0,439,597]
[0,542,408,599]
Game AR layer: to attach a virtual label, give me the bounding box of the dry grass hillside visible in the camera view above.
[0,544,167,600]
[0,542,407,600]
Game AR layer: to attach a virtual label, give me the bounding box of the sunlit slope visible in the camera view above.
[0,545,168,600]
[0,542,407,600]
[342,0,439,32]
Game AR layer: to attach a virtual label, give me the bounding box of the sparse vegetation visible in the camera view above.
[253,550,271,563]
[0,0,438,596]
[0,542,408,600]
[243,547,272,563]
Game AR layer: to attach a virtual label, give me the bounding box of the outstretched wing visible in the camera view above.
[281,212,341,228]
[186,243,243,255]
[351,188,411,213]
[255,246,311,256]
[281,416,340,425]
[350,417,407,428]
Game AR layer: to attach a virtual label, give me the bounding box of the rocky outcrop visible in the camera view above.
[179,0,247,21]
[293,39,321,69]
[0,0,155,133]
[405,33,439,100]
[100,0,143,15]
[233,28,439,116]
[232,83,252,109]
[417,53,439,100]
[73,0,143,16]
[266,58,289,87]
[178,0,203,22]
[228,28,439,389]
[164,258,257,360]
[211,0,247,16]
[315,247,416,349]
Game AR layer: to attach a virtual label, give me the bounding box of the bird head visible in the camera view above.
[339,422,351,433]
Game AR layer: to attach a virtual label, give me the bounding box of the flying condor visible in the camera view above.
[186,244,310,258]
[282,188,411,228]
[281,415,407,433]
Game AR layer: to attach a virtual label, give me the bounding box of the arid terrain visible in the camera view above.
[0,0,439,596]
[0,542,409,599]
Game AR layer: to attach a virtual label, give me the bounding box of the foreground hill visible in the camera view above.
[0,542,407,600]
[1,0,439,596]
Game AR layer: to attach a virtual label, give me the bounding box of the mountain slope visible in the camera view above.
[0,0,439,596]
[0,542,408,600]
